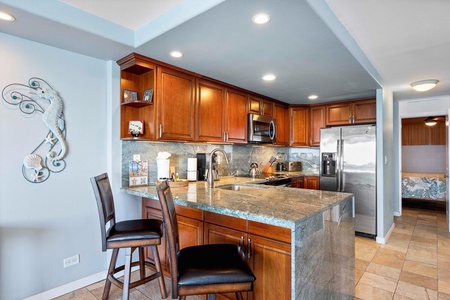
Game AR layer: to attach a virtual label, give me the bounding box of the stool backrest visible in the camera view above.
[90,173,116,251]
[156,181,180,296]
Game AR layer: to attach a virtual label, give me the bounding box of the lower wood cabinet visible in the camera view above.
[304,176,319,190]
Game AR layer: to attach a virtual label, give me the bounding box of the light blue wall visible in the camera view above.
[0,33,118,299]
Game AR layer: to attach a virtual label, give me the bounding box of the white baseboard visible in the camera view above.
[376,222,395,244]
[394,211,401,216]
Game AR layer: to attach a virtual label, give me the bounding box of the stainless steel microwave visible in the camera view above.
[248,114,276,143]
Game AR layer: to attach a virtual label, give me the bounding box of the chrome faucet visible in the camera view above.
[207,148,229,188]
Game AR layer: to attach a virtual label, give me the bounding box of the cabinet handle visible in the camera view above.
[226,132,229,142]
[247,238,252,259]
[159,124,163,138]
[348,115,352,124]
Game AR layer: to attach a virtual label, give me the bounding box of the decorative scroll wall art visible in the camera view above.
[2,77,68,183]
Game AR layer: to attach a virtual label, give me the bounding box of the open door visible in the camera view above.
[447,111,450,232]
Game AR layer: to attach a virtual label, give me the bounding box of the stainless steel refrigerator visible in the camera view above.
[319,125,376,237]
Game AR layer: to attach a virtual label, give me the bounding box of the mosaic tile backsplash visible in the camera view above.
[122,141,319,186]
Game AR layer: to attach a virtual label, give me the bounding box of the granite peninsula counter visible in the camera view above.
[121,176,355,299]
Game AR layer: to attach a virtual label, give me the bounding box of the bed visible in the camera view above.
[402,172,446,201]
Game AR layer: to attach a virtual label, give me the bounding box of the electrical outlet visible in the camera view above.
[133,154,141,161]
[63,254,80,268]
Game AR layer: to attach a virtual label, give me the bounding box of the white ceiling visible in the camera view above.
[0,0,449,104]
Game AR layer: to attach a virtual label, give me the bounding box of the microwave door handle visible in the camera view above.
[269,120,276,140]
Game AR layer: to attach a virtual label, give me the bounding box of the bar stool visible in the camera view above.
[90,173,167,300]
[156,181,256,300]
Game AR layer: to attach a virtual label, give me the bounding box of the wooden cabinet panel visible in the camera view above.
[402,117,446,145]
[249,96,273,117]
[305,176,319,190]
[225,89,248,143]
[310,106,325,146]
[353,99,376,124]
[326,103,352,126]
[290,176,304,189]
[196,80,225,142]
[326,98,376,126]
[290,106,310,146]
[156,67,196,141]
[274,104,290,146]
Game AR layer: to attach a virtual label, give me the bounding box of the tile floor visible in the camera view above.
[54,206,450,300]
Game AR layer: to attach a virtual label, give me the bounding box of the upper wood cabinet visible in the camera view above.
[249,96,274,117]
[274,104,290,146]
[310,105,325,146]
[290,106,310,147]
[326,98,376,126]
[402,117,446,145]
[225,89,248,143]
[156,67,196,141]
[196,79,225,142]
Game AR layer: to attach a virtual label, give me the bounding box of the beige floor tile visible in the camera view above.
[439,254,450,270]
[439,269,450,282]
[52,288,97,300]
[393,294,416,300]
[403,260,438,279]
[355,268,364,285]
[406,242,438,265]
[395,281,437,300]
[399,270,438,290]
[355,282,394,300]
[358,272,397,293]
[440,280,450,294]
[438,291,450,299]
[372,248,406,269]
[355,258,370,271]
[366,262,401,281]
[356,239,380,262]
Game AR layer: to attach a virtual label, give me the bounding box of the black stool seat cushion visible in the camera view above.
[106,219,163,243]
[177,244,256,286]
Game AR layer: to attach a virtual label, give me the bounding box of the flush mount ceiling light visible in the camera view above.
[410,79,439,92]
[262,74,276,81]
[308,95,318,100]
[170,51,183,58]
[252,13,270,25]
[0,11,15,21]
[424,116,437,126]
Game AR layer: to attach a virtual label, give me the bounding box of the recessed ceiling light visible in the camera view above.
[252,13,270,25]
[262,74,276,81]
[0,11,15,22]
[308,95,318,100]
[170,51,183,58]
[410,79,439,92]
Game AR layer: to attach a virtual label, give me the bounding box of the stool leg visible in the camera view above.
[103,249,119,300]
[123,247,132,300]
[139,247,145,279]
[235,292,243,300]
[151,245,168,298]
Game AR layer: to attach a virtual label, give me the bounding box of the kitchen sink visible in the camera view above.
[217,184,269,191]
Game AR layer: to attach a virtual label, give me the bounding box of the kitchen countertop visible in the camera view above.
[121,175,352,230]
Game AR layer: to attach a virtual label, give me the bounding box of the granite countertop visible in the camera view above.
[121,175,352,230]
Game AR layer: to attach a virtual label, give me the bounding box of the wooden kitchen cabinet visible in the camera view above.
[290,106,310,146]
[117,54,157,140]
[290,176,304,188]
[310,105,325,146]
[402,117,446,145]
[304,176,319,190]
[326,98,376,126]
[249,96,274,117]
[224,88,248,143]
[156,67,196,141]
[274,104,290,146]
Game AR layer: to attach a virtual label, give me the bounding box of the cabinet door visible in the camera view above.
[248,234,291,300]
[353,99,376,124]
[249,96,273,117]
[290,107,310,146]
[144,206,169,272]
[178,215,204,249]
[326,102,352,126]
[196,80,225,142]
[310,106,325,146]
[157,67,195,141]
[274,104,289,146]
[261,100,274,118]
[225,89,248,143]
[305,176,319,190]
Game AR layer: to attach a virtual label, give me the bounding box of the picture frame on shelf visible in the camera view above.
[143,88,153,102]
[129,160,148,187]
[128,120,144,138]
[123,89,138,103]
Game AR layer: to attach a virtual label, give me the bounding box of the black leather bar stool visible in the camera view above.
[156,181,256,300]
[90,173,167,300]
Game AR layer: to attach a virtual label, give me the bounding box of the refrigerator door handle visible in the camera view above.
[337,139,341,192]
[340,139,345,191]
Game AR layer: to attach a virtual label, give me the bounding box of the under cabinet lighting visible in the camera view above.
[410,79,439,92]
[0,11,15,21]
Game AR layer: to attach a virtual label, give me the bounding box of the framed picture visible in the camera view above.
[123,89,138,103]
[129,160,148,187]
[128,120,144,138]
[143,88,153,102]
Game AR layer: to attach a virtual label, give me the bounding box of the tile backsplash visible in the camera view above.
[122,141,319,186]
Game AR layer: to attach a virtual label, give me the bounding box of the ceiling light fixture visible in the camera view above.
[424,116,437,126]
[308,95,318,100]
[262,74,276,81]
[170,51,183,58]
[0,11,15,21]
[252,13,270,25]
[410,79,439,92]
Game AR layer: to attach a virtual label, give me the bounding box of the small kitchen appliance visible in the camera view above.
[249,163,260,178]
[248,114,276,143]
[286,161,301,172]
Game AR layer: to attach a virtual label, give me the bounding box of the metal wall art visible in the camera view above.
[2,77,68,183]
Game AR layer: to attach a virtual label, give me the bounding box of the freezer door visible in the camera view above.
[342,125,376,236]
[319,127,341,191]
